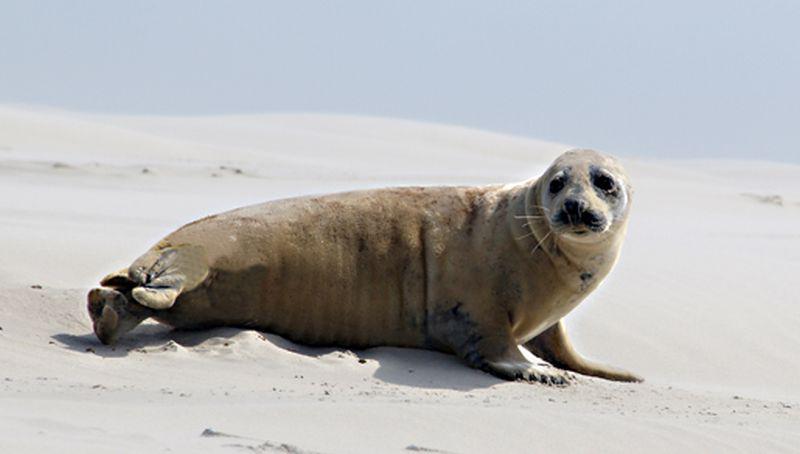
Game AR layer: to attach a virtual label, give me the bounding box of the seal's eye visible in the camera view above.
[549,177,565,194]
[593,174,616,193]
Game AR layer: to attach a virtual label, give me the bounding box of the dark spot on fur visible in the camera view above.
[418,222,429,337]
[357,236,367,253]
[494,197,509,212]
[464,193,481,236]
[579,272,594,291]
[425,301,484,366]
[389,222,403,248]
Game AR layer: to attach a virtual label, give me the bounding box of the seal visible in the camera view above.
[87,148,642,385]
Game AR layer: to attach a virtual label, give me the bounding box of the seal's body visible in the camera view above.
[88,149,641,384]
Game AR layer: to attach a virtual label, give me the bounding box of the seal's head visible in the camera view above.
[535,149,631,244]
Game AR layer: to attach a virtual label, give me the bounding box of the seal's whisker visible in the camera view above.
[516,231,536,240]
[530,231,552,255]
[514,215,546,220]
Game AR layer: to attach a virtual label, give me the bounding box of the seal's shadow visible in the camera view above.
[52,322,203,358]
[362,347,503,390]
[52,324,502,390]
[51,322,261,359]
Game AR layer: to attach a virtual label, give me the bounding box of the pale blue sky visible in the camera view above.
[1,1,798,162]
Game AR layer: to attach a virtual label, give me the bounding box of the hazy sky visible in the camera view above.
[1,1,798,162]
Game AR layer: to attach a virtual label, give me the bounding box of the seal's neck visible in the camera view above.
[551,227,626,279]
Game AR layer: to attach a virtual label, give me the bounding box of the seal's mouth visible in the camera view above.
[551,208,608,237]
[557,226,607,242]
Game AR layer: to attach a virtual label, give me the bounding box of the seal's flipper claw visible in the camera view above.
[129,245,209,310]
[99,268,136,289]
[483,359,573,386]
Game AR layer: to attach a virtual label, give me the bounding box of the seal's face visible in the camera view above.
[539,149,630,243]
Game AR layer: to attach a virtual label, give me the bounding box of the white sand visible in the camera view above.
[1,106,798,453]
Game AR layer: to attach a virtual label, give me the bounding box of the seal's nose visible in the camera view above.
[562,198,606,231]
[581,210,605,231]
[563,198,586,219]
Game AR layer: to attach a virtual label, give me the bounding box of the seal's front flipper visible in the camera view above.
[131,286,181,310]
[481,347,574,386]
[525,321,643,383]
[429,302,572,386]
[129,245,209,310]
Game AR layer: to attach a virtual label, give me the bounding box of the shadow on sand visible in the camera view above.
[362,347,502,390]
[53,325,502,391]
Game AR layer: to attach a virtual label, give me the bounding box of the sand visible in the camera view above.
[1,105,798,453]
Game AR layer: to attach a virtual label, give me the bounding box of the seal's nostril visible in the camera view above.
[582,211,605,229]
[563,199,581,218]
[563,199,590,220]
[560,199,605,230]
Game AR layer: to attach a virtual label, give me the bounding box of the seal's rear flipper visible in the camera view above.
[129,245,209,310]
[87,287,154,345]
[524,320,643,383]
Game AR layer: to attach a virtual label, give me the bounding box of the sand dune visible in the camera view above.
[1,106,798,453]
